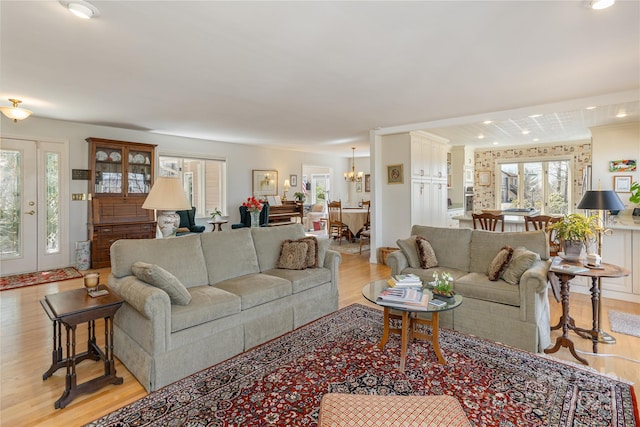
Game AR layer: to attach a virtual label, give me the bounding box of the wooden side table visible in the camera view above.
[208,219,228,231]
[41,286,124,408]
[544,258,630,365]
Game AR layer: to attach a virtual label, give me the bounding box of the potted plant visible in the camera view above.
[210,208,223,220]
[547,213,598,258]
[629,181,640,205]
[431,272,455,303]
[293,192,305,203]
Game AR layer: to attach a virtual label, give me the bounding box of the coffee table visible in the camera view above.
[362,279,462,373]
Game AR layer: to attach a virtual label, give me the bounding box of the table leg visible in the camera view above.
[55,325,77,409]
[378,308,390,350]
[399,311,410,373]
[43,319,64,380]
[430,312,445,365]
[594,277,616,345]
[590,277,600,353]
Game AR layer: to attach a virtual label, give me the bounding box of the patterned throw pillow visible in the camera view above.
[297,236,319,268]
[131,261,192,305]
[277,240,309,270]
[502,246,540,285]
[416,236,438,269]
[487,246,514,281]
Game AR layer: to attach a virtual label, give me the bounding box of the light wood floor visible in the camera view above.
[1,253,638,426]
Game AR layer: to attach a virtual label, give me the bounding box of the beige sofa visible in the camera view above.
[108,224,340,392]
[386,225,551,353]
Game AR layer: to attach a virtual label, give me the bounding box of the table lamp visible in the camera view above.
[576,189,626,343]
[142,177,192,238]
[283,179,290,201]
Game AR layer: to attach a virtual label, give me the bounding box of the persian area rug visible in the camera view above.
[609,310,640,338]
[0,267,82,291]
[329,240,369,254]
[86,304,638,427]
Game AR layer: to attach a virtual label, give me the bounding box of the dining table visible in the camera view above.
[341,208,369,239]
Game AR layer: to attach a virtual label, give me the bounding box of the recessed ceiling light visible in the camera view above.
[585,106,597,110]
[528,114,543,118]
[478,134,485,139]
[483,120,493,125]
[616,112,628,118]
[590,0,615,10]
[522,130,531,135]
[492,141,499,145]
[60,1,100,19]
[533,138,539,142]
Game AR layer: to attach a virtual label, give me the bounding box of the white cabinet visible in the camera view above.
[447,208,463,228]
[412,179,447,227]
[410,131,448,180]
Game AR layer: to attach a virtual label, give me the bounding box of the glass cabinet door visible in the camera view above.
[126,148,152,195]
[94,146,123,194]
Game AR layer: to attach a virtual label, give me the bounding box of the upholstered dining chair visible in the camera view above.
[472,212,504,232]
[525,215,562,256]
[327,200,350,244]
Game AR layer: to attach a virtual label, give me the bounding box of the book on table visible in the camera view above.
[377,288,423,303]
[550,264,589,274]
[389,274,422,287]
[377,292,431,311]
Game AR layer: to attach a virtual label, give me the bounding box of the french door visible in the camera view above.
[0,137,68,275]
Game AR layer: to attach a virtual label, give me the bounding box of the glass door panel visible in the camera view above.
[95,146,122,194]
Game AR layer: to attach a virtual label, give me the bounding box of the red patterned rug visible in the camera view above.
[86,304,638,427]
[0,267,82,291]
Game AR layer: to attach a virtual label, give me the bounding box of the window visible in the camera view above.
[158,156,226,217]
[498,159,571,214]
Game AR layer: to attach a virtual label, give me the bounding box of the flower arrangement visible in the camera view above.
[431,272,454,297]
[242,196,263,213]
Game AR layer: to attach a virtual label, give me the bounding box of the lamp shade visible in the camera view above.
[576,190,625,211]
[142,177,191,211]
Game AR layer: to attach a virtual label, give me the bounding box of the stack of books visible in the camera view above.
[388,273,422,288]
[376,287,430,311]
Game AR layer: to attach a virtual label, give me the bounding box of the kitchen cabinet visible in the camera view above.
[412,180,448,228]
[87,137,157,268]
[410,131,448,180]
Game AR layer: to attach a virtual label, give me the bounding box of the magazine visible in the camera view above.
[377,287,423,303]
[377,293,431,311]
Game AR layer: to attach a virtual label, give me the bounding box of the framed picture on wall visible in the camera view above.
[252,170,278,197]
[364,174,371,192]
[479,171,491,186]
[387,164,403,184]
[613,175,632,192]
[356,182,363,192]
[290,174,297,187]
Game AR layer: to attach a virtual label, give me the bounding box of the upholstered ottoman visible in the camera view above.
[318,393,471,426]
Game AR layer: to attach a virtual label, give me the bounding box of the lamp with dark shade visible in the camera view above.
[575,189,626,344]
[142,177,192,238]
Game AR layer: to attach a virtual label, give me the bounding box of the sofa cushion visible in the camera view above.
[297,236,319,268]
[200,228,260,285]
[264,267,332,293]
[411,225,472,272]
[251,224,307,271]
[487,246,513,281]
[416,236,438,269]
[455,272,521,306]
[277,240,310,270]
[397,236,421,268]
[131,261,192,305]
[170,285,241,332]
[316,237,330,267]
[110,234,209,288]
[469,230,548,274]
[502,247,541,285]
[214,273,292,310]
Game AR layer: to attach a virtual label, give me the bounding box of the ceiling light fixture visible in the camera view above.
[522,130,531,135]
[0,99,32,122]
[616,112,628,118]
[590,0,615,10]
[585,106,597,110]
[344,147,363,182]
[60,1,100,19]
[483,120,493,125]
[478,134,485,139]
[492,141,499,146]
[528,114,543,118]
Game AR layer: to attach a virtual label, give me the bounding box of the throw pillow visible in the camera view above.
[297,236,319,268]
[277,240,309,270]
[396,236,421,268]
[502,246,541,285]
[131,261,192,305]
[487,246,514,281]
[416,236,438,269]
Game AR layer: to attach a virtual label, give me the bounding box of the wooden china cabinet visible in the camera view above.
[87,137,157,268]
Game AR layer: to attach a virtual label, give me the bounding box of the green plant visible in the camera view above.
[629,181,640,205]
[293,192,305,202]
[547,213,598,246]
[431,272,454,296]
[210,208,222,219]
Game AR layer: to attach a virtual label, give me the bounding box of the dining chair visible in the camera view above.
[525,215,562,256]
[359,229,370,254]
[362,200,370,231]
[472,212,504,232]
[327,200,350,244]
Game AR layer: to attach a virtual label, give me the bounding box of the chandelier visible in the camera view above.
[344,147,363,182]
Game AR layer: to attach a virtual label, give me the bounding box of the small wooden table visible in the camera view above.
[544,258,630,365]
[362,280,462,373]
[41,286,124,408]
[208,219,228,231]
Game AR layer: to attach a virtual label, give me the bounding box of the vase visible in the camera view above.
[563,240,583,259]
[250,210,260,228]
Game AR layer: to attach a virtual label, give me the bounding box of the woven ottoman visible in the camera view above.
[318,393,471,426]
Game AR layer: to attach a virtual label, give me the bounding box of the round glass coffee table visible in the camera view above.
[362,279,463,373]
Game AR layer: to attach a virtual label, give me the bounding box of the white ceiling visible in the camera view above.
[1,1,639,156]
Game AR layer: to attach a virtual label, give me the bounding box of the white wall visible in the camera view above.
[1,116,351,266]
[590,122,640,211]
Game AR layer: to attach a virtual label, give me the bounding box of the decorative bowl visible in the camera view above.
[83,272,100,292]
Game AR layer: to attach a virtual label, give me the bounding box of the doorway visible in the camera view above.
[0,138,68,275]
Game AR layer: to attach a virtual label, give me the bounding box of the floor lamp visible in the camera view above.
[576,190,626,343]
[142,177,192,238]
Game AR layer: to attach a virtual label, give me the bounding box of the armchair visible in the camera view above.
[231,203,271,229]
[175,207,205,236]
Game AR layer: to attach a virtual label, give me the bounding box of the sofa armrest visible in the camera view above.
[386,250,408,276]
[518,259,552,324]
[323,249,342,291]
[520,259,551,294]
[108,274,172,353]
